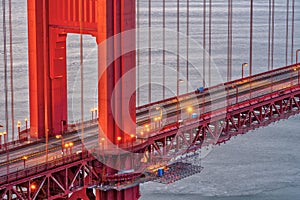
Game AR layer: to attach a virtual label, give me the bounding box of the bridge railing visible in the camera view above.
[0,151,90,186]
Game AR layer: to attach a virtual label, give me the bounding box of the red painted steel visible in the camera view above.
[1,64,300,199]
[27,0,137,199]
[28,0,136,139]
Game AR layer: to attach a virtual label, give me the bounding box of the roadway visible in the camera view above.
[0,64,299,177]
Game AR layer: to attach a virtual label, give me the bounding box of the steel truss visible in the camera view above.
[0,87,299,199]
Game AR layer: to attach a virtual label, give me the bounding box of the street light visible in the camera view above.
[296,49,300,64]
[94,107,98,119]
[3,131,7,145]
[186,106,193,118]
[130,134,135,148]
[0,132,2,148]
[25,118,28,130]
[242,63,248,78]
[17,121,21,140]
[22,156,28,168]
[69,142,74,154]
[90,108,94,121]
[117,136,122,146]
[55,135,65,154]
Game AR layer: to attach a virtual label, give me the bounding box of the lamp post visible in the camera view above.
[22,156,28,168]
[94,107,98,119]
[130,134,135,149]
[90,108,94,121]
[25,118,28,130]
[17,121,21,140]
[186,106,193,118]
[55,135,65,154]
[156,107,162,128]
[242,63,248,78]
[24,118,28,138]
[69,142,74,154]
[0,132,2,148]
[64,143,69,155]
[117,136,122,146]
[3,131,7,145]
[297,49,300,64]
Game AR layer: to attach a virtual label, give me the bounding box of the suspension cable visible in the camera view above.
[285,0,289,66]
[203,0,206,86]
[80,0,84,154]
[186,0,189,92]
[2,0,9,138]
[227,0,232,81]
[208,0,212,86]
[290,0,295,64]
[177,0,179,96]
[2,0,10,175]
[148,0,151,103]
[163,0,165,99]
[249,0,253,76]
[268,0,271,70]
[9,0,14,141]
[137,0,140,106]
[271,0,275,69]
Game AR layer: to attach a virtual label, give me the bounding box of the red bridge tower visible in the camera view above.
[28,0,138,199]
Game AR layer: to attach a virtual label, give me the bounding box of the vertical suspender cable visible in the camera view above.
[163,0,165,99]
[2,0,9,136]
[285,0,289,66]
[290,0,295,64]
[230,0,233,79]
[177,0,179,96]
[249,0,253,76]
[203,0,206,86]
[2,0,10,174]
[227,0,230,81]
[186,0,189,92]
[268,0,271,70]
[9,0,14,141]
[137,0,140,106]
[208,0,212,86]
[227,0,232,81]
[80,0,84,154]
[148,0,151,103]
[229,0,232,80]
[271,0,275,69]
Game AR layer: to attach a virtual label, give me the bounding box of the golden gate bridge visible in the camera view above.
[0,0,299,199]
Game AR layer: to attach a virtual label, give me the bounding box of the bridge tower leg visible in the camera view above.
[28,0,138,199]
